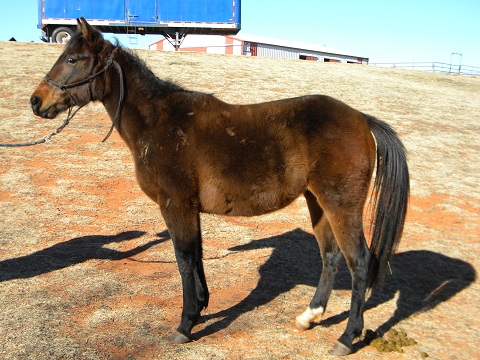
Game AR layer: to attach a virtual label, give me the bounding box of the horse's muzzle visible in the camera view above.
[30,94,60,119]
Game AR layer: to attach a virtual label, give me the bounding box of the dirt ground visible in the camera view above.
[0,41,478,360]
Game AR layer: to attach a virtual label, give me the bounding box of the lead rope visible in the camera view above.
[0,106,80,147]
[101,60,124,143]
[0,51,124,147]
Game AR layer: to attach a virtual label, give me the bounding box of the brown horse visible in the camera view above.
[30,18,409,355]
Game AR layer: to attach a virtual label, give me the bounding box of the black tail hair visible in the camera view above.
[364,114,410,288]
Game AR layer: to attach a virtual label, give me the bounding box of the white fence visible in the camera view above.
[369,62,480,76]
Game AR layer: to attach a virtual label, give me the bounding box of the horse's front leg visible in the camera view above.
[160,200,209,343]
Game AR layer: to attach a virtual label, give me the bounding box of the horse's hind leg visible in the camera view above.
[160,202,209,343]
[307,169,371,355]
[320,198,370,356]
[330,226,370,356]
[295,190,342,330]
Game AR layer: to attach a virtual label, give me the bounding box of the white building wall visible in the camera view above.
[252,43,358,63]
[149,35,243,55]
[257,44,298,59]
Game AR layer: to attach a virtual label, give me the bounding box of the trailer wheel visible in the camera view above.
[51,27,74,44]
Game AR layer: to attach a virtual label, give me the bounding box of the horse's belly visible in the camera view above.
[197,139,310,216]
[199,176,306,216]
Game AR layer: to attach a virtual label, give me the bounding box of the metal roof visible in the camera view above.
[231,33,368,60]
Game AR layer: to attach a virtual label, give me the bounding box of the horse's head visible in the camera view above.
[30,17,110,119]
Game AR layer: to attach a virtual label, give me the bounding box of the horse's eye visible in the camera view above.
[66,57,77,64]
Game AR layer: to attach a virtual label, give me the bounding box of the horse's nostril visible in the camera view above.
[30,95,41,110]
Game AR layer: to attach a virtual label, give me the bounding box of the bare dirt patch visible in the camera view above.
[0,41,479,359]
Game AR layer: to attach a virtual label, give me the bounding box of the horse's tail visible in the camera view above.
[364,114,410,289]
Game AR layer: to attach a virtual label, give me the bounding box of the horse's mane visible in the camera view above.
[67,28,188,98]
[112,41,186,96]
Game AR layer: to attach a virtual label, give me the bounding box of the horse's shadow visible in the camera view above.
[1,227,475,352]
[0,230,171,282]
[198,228,476,349]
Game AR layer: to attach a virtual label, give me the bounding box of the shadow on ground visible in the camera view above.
[0,228,475,352]
[198,228,476,350]
[0,230,171,281]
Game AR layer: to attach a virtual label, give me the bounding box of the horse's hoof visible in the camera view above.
[329,342,352,356]
[167,331,191,344]
[293,318,310,332]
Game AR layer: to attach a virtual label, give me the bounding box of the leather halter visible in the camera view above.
[44,48,124,143]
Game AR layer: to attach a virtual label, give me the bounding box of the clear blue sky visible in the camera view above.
[1,0,479,67]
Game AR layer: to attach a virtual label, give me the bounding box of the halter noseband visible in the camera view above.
[44,48,124,143]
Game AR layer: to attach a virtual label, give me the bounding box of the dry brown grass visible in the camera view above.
[0,40,479,359]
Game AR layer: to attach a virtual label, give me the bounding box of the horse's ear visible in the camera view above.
[76,17,103,46]
[77,17,90,37]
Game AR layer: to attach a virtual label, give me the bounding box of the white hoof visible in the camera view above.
[294,306,324,331]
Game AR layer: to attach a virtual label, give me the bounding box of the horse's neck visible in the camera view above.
[102,51,153,146]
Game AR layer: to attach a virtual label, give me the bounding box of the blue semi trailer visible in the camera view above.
[38,0,241,49]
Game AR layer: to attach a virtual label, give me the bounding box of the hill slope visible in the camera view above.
[0,41,479,359]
